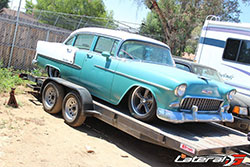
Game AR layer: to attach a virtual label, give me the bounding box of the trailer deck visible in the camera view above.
[93,99,249,157]
[20,74,250,157]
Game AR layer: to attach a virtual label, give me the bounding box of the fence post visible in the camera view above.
[8,0,22,68]
[46,30,50,41]
[54,15,60,26]
[76,16,83,29]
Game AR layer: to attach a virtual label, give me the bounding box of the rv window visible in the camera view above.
[223,39,240,61]
[238,40,250,64]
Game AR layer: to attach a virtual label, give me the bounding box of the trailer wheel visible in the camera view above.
[42,81,64,114]
[128,87,157,122]
[62,91,86,127]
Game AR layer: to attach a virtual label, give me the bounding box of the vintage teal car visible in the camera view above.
[33,27,235,123]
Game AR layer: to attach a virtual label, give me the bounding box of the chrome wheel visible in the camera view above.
[42,82,64,114]
[44,86,57,110]
[131,87,155,117]
[64,96,79,123]
[62,91,88,127]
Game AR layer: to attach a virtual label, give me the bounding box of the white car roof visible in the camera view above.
[71,27,170,49]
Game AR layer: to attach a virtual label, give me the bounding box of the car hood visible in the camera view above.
[116,60,234,98]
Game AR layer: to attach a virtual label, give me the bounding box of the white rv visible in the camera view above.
[195,16,250,132]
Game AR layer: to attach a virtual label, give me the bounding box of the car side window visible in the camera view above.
[94,36,118,56]
[111,40,119,56]
[65,37,74,46]
[175,63,191,72]
[74,34,94,50]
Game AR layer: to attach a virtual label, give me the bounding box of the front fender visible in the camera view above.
[113,82,179,109]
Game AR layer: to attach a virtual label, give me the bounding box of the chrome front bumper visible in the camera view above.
[157,107,234,123]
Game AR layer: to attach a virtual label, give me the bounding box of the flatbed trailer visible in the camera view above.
[20,74,250,157]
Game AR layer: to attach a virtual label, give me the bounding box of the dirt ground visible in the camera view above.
[0,87,178,167]
[0,87,249,167]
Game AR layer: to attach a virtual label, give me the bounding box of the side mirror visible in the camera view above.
[102,51,111,59]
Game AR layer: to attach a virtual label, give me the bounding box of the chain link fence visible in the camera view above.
[0,13,72,70]
[0,8,164,70]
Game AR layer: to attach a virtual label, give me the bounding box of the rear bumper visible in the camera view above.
[157,107,234,123]
[32,59,38,65]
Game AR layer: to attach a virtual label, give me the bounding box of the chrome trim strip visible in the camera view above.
[38,54,81,70]
[182,95,224,101]
[94,65,171,91]
[180,109,219,113]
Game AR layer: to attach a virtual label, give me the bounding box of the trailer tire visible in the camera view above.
[128,87,157,122]
[42,81,64,114]
[62,91,86,127]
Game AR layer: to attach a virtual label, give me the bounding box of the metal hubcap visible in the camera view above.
[131,87,154,116]
[44,86,56,109]
[65,96,78,122]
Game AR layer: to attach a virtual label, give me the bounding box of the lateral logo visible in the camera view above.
[175,154,246,166]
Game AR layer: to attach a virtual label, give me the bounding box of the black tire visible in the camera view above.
[128,87,157,122]
[42,81,64,114]
[62,91,86,127]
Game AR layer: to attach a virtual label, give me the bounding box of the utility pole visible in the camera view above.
[8,0,22,68]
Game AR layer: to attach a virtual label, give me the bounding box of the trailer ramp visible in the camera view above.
[93,100,249,157]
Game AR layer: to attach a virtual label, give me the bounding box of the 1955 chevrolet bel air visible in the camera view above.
[33,27,236,123]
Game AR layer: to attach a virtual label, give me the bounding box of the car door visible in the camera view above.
[61,34,95,85]
[79,36,120,101]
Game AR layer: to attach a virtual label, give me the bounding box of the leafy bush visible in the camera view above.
[0,68,29,93]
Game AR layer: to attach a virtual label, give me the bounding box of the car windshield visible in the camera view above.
[118,40,174,66]
[192,65,223,82]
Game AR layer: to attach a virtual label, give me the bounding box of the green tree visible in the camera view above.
[25,0,115,30]
[139,0,250,55]
[0,0,9,9]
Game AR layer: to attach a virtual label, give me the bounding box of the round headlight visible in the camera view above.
[175,84,187,97]
[227,90,236,101]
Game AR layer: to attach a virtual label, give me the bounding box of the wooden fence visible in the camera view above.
[0,14,71,70]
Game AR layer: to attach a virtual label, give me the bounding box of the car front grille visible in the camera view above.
[180,98,223,111]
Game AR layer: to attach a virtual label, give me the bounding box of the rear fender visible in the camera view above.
[45,65,61,73]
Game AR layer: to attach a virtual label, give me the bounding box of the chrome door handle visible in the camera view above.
[67,48,72,53]
[87,54,93,58]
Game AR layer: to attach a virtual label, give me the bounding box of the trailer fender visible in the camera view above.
[41,78,94,114]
